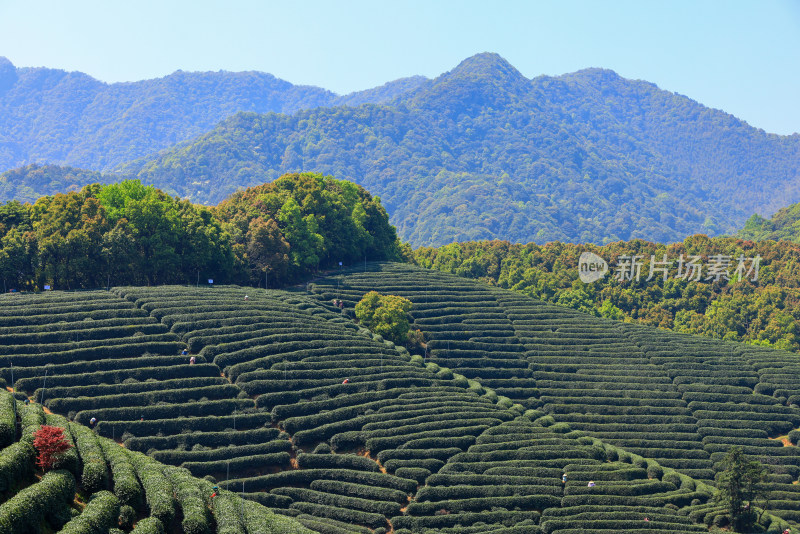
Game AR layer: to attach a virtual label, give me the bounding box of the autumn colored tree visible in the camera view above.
[33,425,73,471]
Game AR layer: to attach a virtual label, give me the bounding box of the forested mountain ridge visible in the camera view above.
[739,201,800,243]
[118,53,800,247]
[0,55,426,173]
[3,53,800,247]
[0,163,121,203]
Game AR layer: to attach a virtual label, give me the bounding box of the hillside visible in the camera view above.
[0,56,426,174]
[1,264,799,532]
[0,390,312,533]
[115,53,800,246]
[740,202,800,243]
[413,236,800,352]
[3,53,799,247]
[0,164,121,203]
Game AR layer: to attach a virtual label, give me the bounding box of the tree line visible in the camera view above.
[413,236,800,352]
[0,173,403,290]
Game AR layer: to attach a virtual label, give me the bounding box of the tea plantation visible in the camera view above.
[0,264,798,532]
[0,390,312,533]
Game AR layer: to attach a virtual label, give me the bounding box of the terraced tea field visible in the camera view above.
[309,262,800,526]
[0,264,798,532]
[0,389,311,533]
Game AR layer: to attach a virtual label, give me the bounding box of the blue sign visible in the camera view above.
[208,279,214,284]
[44,285,51,290]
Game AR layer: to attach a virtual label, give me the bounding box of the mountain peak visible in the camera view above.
[404,53,529,114]
[446,52,527,84]
[0,56,17,92]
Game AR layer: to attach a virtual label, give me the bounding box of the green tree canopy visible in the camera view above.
[0,180,236,289]
[215,172,401,285]
[0,175,403,291]
[355,291,413,345]
[713,446,768,532]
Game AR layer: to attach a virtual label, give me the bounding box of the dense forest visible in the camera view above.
[117,53,800,247]
[0,55,425,173]
[215,172,402,286]
[3,53,798,247]
[413,236,800,352]
[0,164,123,203]
[0,173,400,290]
[739,201,800,243]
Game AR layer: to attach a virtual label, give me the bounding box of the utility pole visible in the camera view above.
[10,363,16,431]
[240,481,245,523]
[40,369,48,405]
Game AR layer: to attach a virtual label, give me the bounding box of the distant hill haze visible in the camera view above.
[0,55,426,172]
[2,53,799,247]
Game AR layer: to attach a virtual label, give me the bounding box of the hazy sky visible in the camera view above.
[1,0,798,134]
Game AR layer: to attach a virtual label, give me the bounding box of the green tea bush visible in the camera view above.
[59,490,120,534]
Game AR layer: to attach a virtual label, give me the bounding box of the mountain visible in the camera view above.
[116,53,800,247]
[739,201,800,243]
[0,163,122,203]
[0,56,427,173]
[3,53,799,247]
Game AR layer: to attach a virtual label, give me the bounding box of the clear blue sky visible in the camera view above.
[1,0,798,134]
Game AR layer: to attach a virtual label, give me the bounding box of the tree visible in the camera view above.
[277,197,324,271]
[33,425,73,472]
[215,172,400,285]
[246,217,290,284]
[598,298,625,320]
[355,291,413,345]
[713,446,768,532]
